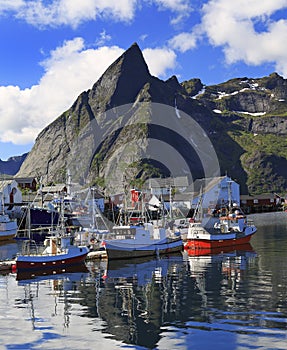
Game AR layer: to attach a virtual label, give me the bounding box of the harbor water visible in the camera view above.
[0,212,286,349]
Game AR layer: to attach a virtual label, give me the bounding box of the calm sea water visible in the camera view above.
[0,212,286,350]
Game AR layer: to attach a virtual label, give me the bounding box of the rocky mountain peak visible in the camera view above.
[91,42,152,109]
[16,43,287,195]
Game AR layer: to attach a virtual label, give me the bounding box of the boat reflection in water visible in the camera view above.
[186,243,256,272]
[104,253,183,284]
[15,262,89,282]
[8,243,259,350]
[0,240,19,261]
[185,243,257,303]
[14,264,91,340]
[93,245,258,349]
[97,253,185,348]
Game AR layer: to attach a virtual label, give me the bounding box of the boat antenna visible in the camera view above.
[227,180,233,209]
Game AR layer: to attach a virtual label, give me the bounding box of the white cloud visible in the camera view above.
[152,0,192,24]
[201,0,287,71]
[0,0,24,13]
[0,39,124,144]
[168,31,199,53]
[143,47,177,78]
[153,0,190,13]
[95,30,112,46]
[168,0,287,77]
[3,0,137,28]
[0,0,191,28]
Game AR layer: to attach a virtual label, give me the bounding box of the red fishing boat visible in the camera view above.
[184,204,257,250]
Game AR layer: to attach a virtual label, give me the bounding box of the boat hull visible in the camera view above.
[185,242,254,256]
[0,230,17,241]
[104,237,183,260]
[0,220,17,241]
[184,230,256,250]
[16,247,89,271]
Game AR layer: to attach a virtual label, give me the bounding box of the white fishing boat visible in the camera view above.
[0,194,17,241]
[103,222,183,260]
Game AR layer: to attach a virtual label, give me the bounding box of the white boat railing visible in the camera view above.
[20,240,40,256]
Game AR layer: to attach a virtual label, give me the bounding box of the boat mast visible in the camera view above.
[169,184,173,220]
[91,187,95,230]
[27,205,31,240]
[66,169,72,197]
[58,194,66,237]
[0,192,4,215]
[226,180,234,231]
[227,180,233,210]
[140,190,144,223]
[193,186,203,221]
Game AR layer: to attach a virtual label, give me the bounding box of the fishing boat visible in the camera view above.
[184,200,257,250]
[14,199,89,272]
[0,194,17,241]
[103,222,183,260]
[15,234,89,271]
[0,213,17,241]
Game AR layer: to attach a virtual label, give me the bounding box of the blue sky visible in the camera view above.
[0,0,286,160]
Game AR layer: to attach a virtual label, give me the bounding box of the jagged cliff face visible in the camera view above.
[191,73,287,194]
[17,44,287,195]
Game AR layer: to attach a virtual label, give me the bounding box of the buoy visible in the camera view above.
[11,264,17,273]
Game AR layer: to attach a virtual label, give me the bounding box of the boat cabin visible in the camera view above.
[42,235,74,255]
[216,204,247,233]
[111,222,171,241]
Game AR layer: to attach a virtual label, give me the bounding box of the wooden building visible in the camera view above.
[0,179,22,216]
[14,177,37,191]
[240,193,283,213]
